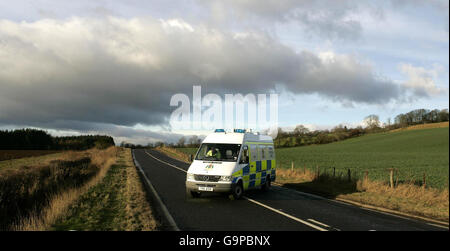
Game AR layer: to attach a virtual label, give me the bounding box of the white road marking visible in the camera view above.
[307,219,330,228]
[142,150,330,231]
[145,151,187,173]
[244,197,328,231]
[427,223,449,230]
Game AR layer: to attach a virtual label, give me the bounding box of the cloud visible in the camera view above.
[0,16,434,140]
[196,0,369,40]
[196,0,450,40]
[400,63,446,97]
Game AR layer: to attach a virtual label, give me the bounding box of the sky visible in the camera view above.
[0,0,448,145]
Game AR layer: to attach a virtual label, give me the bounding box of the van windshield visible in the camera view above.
[195,143,241,162]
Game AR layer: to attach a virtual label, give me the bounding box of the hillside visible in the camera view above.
[276,127,449,189]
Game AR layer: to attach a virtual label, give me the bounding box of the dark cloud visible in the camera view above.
[0,17,437,142]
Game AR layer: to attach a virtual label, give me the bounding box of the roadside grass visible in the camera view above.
[175,147,197,159]
[8,147,118,230]
[51,148,158,231]
[156,146,192,163]
[276,168,449,222]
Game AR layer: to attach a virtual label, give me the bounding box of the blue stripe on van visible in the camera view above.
[249,180,255,187]
[261,171,266,178]
[250,173,256,181]
[243,165,250,175]
[256,161,261,172]
[267,160,271,170]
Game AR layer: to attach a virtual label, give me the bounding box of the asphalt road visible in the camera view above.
[133,149,447,231]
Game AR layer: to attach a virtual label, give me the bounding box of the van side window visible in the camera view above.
[261,145,266,160]
[268,146,274,159]
[240,145,249,164]
[250,144,257,162]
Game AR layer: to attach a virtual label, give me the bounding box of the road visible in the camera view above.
[133,149,447,231]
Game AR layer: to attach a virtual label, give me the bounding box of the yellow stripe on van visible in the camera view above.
[232,169,243,177]
[261,160,267,171]
[250,163,256,174]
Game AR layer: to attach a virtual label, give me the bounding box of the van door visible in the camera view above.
[236,145,249,189]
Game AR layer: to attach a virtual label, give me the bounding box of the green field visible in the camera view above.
[176,127,449,189]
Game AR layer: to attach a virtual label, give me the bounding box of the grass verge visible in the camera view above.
[9,147,118,230]
[51,148,158,231]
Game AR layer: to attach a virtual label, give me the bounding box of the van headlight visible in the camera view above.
[219,176,233,182]
[187,173,195,181]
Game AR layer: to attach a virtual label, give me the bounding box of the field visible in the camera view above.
[276,127,449,189]
[176,126,449,189]
[0,150,62,161]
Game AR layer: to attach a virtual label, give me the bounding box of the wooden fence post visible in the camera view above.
[347,169,351,182]
[423,172,427,188]
[333,167,336,178]
[389,168,394,188]
[364,170,368,181]
[291,161,294,172]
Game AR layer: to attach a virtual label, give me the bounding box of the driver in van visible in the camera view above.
[206,147,221,159]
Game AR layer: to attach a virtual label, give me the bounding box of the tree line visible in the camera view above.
[120,135,203,149]
[0,129,115,150]
[394,108,449,127]
[273,108,448,148]
[168,108,448,149]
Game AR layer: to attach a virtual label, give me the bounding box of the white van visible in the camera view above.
[185,129,276,199]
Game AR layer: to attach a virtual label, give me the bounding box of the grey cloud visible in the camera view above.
[0,17,428,134]
[196,0,380,40]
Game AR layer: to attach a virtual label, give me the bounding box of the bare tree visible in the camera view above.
[364,114,380,129]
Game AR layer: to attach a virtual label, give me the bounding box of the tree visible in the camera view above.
[438,109,449,122]
[177,136,186,147]
[293,125,309,136]
[364,114,380,130]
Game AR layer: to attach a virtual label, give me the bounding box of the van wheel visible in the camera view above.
[232,182,243,200]
[261,176,271,191]
[186,188,201,198]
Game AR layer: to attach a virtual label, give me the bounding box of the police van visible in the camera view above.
[185,129,276,199]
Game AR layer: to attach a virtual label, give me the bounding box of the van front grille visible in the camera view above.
[194,175,221,182]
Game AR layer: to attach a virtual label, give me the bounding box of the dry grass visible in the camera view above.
[276,168,449,221]
[122,148,158,230]
[50,148,158,231]
[11,147,119,231]
[155,146,192,163]
[390,122,449,133]
[0,150,62,161]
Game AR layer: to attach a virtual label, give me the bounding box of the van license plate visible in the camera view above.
[198,186,213,191]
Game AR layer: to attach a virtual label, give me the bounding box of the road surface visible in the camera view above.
[133,149,447,231]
